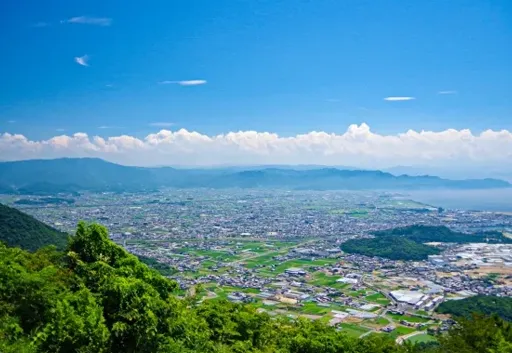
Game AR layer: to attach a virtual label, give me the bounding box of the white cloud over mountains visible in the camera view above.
[1,124,511,168]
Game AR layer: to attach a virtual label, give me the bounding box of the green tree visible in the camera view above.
[438,314,512,353]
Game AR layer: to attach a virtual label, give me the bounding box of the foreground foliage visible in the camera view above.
[0,222,510,352]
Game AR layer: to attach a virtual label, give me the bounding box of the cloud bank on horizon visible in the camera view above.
[1,124,511,168]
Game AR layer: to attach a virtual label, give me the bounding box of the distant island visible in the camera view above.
[0,158,510,194]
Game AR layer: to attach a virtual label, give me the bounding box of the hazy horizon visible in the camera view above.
[2,155,512,184]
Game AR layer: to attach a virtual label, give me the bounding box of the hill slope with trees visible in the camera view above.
[341,236,441,261]
[373,225,512,244]
[0,203,68,251]
[436,295,512,322]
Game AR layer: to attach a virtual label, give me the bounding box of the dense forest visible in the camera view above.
[341,236,440,261]
[0,203,68,251]
[437,295,512,322]
[373,225,511,244]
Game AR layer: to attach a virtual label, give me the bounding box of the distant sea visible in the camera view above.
[406,188,512,212]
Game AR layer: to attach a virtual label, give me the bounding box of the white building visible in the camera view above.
[390,290,427,305]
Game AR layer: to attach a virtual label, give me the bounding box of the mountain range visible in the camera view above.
[0,158,509,194]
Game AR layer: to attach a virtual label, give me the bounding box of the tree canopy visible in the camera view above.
[437,295,512,322]
[341,236,440,261]
[372,225,511,244]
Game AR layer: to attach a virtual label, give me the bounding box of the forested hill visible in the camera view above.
[0,203,68,251]
[372,225,512,244]
[341,236,440,261]
[437,295,512,321]
[0,158,510,194]
[341,224,512,261]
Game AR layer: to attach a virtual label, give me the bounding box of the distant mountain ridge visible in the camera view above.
[0,158,509,194]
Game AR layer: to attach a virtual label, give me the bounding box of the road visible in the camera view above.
[396,330,427,344]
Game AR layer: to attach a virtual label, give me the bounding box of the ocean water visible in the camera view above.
[406,188,512,212]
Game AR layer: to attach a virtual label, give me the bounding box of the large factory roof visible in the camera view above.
[390,290,426,305]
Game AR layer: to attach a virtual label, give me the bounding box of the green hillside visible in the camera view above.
[341,235,441,261]
[0,203,68,251]
[373,225,512,244]
[437,295,512,321]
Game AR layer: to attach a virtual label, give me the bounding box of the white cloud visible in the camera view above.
[1,124,511,168]
[98,126,123,129]
[32,22,50,28]
[384,96,416,101]
[74,55,89,67]
[438,90,457,95]
[149,122,175,127]
[64,16,112,26]
[159,80,207,86]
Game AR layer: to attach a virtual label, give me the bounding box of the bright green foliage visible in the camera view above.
[437,314,512,353]
[33,289,110,353]
[436,295,512,322]
[0,221,510,352]
[341,236,440,260]
[0,203,68,251]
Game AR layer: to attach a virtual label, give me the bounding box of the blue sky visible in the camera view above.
[0,1,511,171]
[1,0,511,140]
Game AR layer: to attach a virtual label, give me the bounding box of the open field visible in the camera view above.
[406,333,438,344]
[339,323,370,338]
[388,326,417,339]
[365,292,391,305]
[388,314,430,323]
[309,272,349,289]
